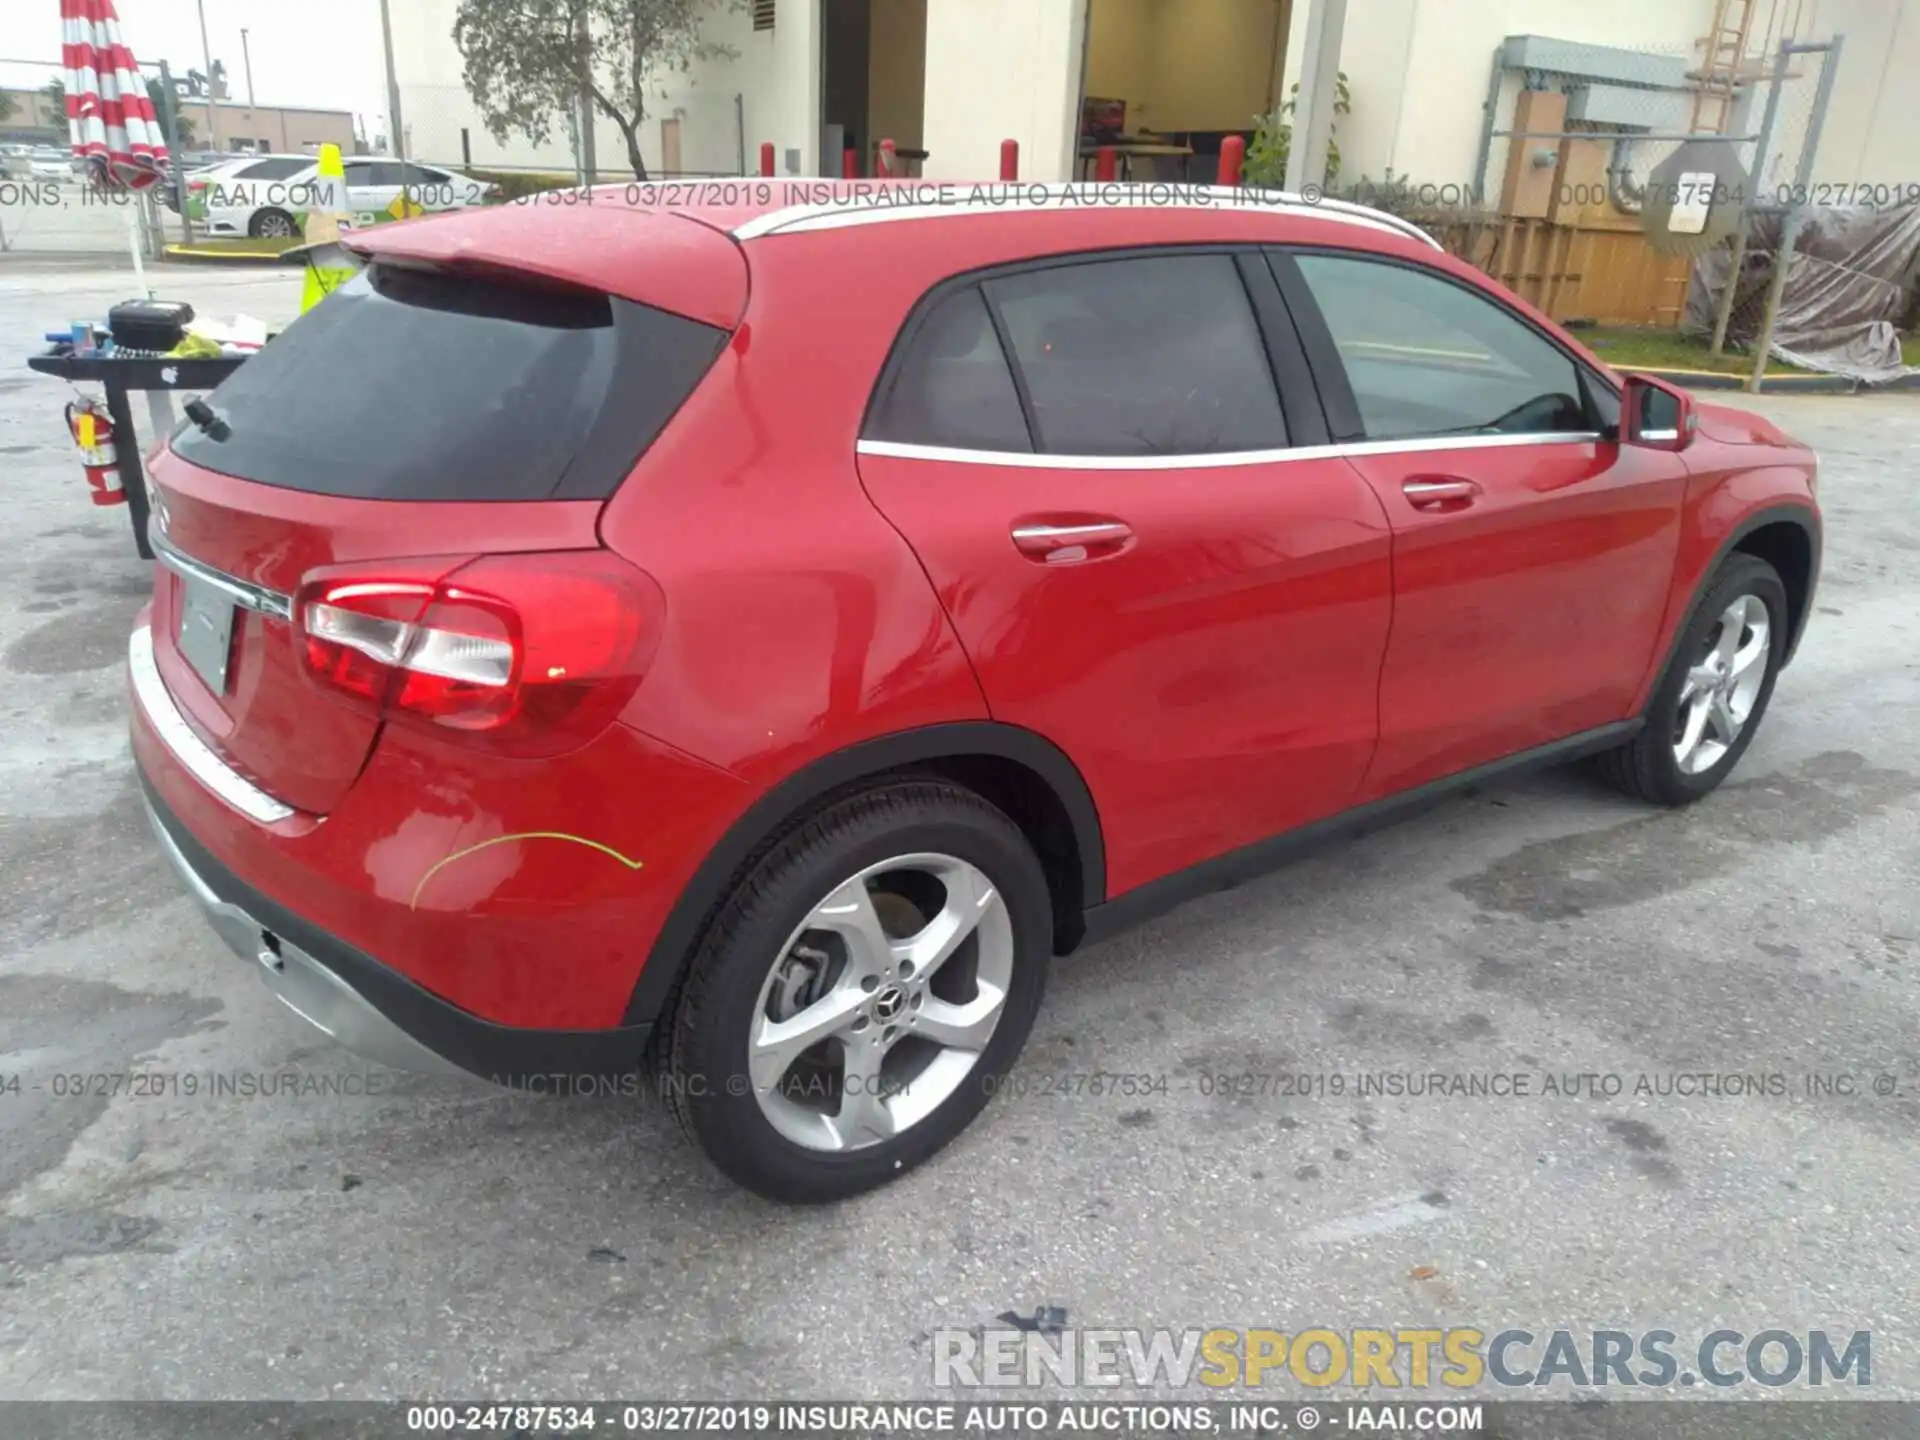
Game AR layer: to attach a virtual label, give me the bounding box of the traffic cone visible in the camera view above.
[296,144,359,313]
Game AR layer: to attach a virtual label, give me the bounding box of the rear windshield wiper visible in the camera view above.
[183,398,232,442]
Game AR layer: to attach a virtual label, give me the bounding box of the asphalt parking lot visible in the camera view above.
[1,258,1917,1403]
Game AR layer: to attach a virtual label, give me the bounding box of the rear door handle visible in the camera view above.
[1401,476,1482,511]
[1011,520,1135,564]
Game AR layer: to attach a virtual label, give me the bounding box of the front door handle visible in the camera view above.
[1011,520,1135,564]
[1401,476,1482,511]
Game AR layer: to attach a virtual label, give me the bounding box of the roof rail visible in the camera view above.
[733,181,1443,251]
[1229,185,1442,249]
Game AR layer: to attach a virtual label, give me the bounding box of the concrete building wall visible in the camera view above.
[0,88,67,144]
[1277,0,1918,196]
[1804,0,1920,186]
[377,0,1916,190]
[175,102,356,156]
[920,0,1084,182]
[1,88,353,157]
[1278,0,1707,192]
[389,0,819,177]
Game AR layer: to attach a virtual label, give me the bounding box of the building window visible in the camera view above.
[753,0,775,31]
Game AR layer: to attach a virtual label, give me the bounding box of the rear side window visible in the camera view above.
[867,288,1032,453]
[235,157,309,181]
[985,255,1287,456]
[171,264,726,500]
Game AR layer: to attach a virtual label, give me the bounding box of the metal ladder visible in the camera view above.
[1689,0,1759,134]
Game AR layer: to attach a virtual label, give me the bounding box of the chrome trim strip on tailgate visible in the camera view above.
[150,528,294,621]
[129,625,296,824]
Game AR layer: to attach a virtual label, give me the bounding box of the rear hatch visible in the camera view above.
[144,207,744,815]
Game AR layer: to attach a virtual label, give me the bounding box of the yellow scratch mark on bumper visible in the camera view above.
[409,831,644,911]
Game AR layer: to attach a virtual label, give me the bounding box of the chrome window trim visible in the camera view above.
[856,431,1603,471]
[734,184,1442,251]
[1639,429,1680,441]
[150,527,294,621]
[129,626,296,824]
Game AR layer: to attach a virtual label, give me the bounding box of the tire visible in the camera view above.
[248,207,297,240]
[1597,552,1789,805]
[657,778,1053,1202]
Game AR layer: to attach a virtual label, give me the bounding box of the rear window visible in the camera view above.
[171,264,726,500]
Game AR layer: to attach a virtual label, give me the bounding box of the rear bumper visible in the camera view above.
[141,772,652,1085]
[128,602,757,1036]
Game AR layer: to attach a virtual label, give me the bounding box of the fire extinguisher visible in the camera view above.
[64,398,124,507]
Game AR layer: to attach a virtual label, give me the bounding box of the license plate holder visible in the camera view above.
[177,573,237,694]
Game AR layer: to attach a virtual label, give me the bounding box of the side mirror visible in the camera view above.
[1620,373,1696,451]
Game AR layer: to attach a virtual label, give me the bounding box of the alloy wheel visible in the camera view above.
[1672,593,1770,775]
[749,852,1014,1152]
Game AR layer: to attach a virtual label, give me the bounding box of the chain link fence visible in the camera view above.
[3,57,155,258]
[1309,34,1916,386]
[0,55,210,259]
[1345,38,1825,326]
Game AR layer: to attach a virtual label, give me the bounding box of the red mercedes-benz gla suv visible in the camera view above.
[132,181,1820,1201]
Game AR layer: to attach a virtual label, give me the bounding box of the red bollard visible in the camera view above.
[1219,134,1247,187]
[1095,146,1118,182]
[879,137,897,175]
[843,147,860,179]
[1000,138,1019,181]
[759,141,775,177]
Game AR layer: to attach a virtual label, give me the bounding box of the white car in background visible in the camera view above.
[27,148,80,183]
[188,153,496,239]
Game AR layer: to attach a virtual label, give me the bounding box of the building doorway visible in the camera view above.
[1077,0,1289,182]
[661,117,684,176]
[819,0,927,177]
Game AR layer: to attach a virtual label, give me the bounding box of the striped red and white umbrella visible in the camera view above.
[61,0,170,190]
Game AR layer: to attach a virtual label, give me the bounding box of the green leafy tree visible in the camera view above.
[453,0,743,181]
[0,89,15,125]
[1244,71,1350,188]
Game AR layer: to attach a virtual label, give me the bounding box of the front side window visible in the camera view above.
[1294,253,1591,442]
[985,254,1287,456]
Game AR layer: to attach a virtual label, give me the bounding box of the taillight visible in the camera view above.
[294,551,662,756]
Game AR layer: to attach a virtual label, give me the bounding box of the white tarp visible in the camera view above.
[1685,202,1920,385]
